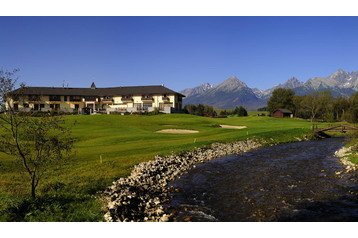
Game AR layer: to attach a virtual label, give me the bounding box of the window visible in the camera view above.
[143,103,152,110]
[69,96,82,102]
[49,95,61,101]
[35,104,45,110]
[74,104,79,110]
[101,96,113,104]
[162,95,170,101]
[64,96,68,101]
[50,104,60,110]
[134,103,142,110]
[23,103,29,108]
[122,95,133,101]
[159,102,172,110]
[141,95,153,100]
[28,95,41,101]
[84,96,96,101]
[159,103,164,111]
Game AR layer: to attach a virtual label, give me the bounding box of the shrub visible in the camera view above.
[233,106,248,117]
[183,104,217,117]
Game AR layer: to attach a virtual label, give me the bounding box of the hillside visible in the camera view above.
[182,76,266,109]
[181,69,358,109]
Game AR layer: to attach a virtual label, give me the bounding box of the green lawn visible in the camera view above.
[0,113,331,221]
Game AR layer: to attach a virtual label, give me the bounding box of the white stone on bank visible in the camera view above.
[103,139,262,222]
[335,146,357,173]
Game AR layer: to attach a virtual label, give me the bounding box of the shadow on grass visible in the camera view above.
[0,193,103,222]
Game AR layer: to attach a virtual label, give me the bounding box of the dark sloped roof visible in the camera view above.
[10,85,185,97]
[274,108,292,114]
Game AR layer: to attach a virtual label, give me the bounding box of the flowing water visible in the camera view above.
[167,138,358,221]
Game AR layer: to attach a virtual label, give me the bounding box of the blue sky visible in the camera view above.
[1,17,358,91]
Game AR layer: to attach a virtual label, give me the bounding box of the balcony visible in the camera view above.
[121,96,133,102]
[49,95,61,101]
[84,96,97,102]
[101,99,113,104]
[69,96,82,102]
[28,95,42,102]
[101,97,113,104]
[141,96,153,102]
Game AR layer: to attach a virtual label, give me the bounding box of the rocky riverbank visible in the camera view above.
[335,146,358,173]
[103,139,262,222]
[167,137,358,222]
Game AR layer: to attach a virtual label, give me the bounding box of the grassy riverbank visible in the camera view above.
[346,134,358,164]
[0,114,333,221]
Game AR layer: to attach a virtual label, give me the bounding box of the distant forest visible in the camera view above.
[183,88,358,123]
[267,88,358,123]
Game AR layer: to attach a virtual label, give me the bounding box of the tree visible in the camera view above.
[300,93,320,122]
[257,107,267,112]
[183,104,197,115]
[183,104,217,117]
[333,96,350,121]
[220,110,228,116]
[0,68,19,111]
[293,95,306,118]
[0,69,74,199]
[318,91,334,122]
[267,88,295,114]
[233,106,248,116]
[299,91,333,122]
[347,92,358,123]
[195,104,205,116]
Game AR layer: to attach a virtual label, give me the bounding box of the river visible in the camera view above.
[167,138,358,221]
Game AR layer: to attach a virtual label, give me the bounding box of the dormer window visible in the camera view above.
[142,95,153,99]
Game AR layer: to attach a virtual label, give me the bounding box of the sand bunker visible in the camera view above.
[157,129,199,134]
[220,125,247,129]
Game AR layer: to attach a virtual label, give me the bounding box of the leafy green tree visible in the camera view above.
[195,104,205,116]
[333,96,350,121]
[183,104,197,114]
[319,91,334,122]
[267,88,295,114]
[299,91,333,122]
[220,110,228,116]
[347,92,358,123]
[300,93,321,122]
[183,104,217,117]
[233,106,248,116]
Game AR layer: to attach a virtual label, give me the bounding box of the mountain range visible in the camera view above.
[180,69,358,110]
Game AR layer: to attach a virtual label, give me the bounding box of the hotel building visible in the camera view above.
[7,83,185,114]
